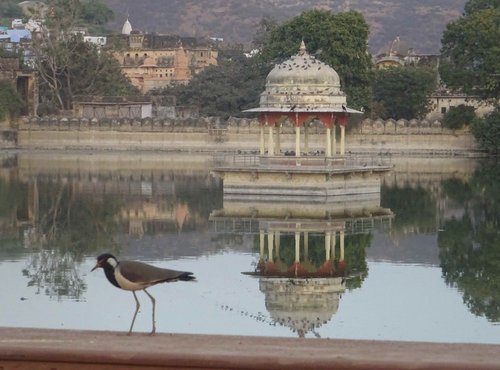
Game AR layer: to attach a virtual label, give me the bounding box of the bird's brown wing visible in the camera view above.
[119,260,191,284]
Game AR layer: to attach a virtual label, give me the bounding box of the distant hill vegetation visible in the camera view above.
[102,0,466,54]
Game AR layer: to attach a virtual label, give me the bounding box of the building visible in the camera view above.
[0,57,38,117]
[212,41,391,203]
[373,36,439,70]
[110,19,218,94]
[244,40,363,158]
[373,36,494,120]
[72,96,152,119]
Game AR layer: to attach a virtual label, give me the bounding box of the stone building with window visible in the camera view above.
[373,36,494,120]
[109,19,218,94]
[0,57,38,117]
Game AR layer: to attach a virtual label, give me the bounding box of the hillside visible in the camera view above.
[102,0,467,54]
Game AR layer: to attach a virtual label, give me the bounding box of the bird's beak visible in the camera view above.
[91,264,99,272]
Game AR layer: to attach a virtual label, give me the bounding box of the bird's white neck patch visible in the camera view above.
[107,257,118,268]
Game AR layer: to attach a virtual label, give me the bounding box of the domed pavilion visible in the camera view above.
[244,41,362,158]
[211,40,391,205]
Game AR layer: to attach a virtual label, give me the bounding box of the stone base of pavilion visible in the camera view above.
[211,154,392,202]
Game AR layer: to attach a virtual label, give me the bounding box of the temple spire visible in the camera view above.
[299,40,307,55]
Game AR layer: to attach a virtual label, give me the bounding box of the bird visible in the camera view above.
[91,253,196,335]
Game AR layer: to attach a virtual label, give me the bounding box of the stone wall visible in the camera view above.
[14,116,480,155]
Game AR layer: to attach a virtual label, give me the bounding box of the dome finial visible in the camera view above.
[299,40,307,55]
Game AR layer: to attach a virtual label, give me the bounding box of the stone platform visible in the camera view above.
[1,327,499,370]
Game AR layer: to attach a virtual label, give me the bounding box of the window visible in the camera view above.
[441,107,447,114]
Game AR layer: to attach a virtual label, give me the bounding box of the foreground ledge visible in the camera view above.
[0,327,499,370]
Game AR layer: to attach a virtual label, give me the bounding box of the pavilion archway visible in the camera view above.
[258,111,348,157]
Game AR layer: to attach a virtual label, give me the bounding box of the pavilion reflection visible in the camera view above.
[210,196,393,337]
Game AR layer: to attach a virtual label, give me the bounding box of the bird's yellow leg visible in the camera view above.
[128,291,140,335]
[144,288,156,335]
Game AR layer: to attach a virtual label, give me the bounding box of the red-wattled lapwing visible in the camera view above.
[91,253,195,334]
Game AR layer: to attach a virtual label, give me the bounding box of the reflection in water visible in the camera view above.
[438,160,500,322]
[0,154,222,300]
[22,249,86,300]
[211,195,393,337]
[1,153,498,341]
[260,277,344,338]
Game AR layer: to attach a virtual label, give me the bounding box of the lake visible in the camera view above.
[0,151,498,343]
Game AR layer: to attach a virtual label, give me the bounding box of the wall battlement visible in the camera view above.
[18,116,454,134]
[12,115,478,154]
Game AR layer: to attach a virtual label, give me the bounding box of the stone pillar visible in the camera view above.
[268,125,274,156]
[294,231,301,263]
[259,125,265,155]
[267,231,274,261]
[339,230,345,261]
[275,125,281,155]
[325,232,331,260]
[331,231,336,260]
[259,230,265,258]
[295,126,301,157]
[304,124,309,154]
[332,124,337,156]
[340,125,345,156]
[326,127,332,157]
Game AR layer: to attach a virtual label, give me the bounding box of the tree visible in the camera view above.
[157,50,269,119]
[439,0,500,101]
[442,104,477,129]
[439,0,500,151]
[0,79,24,122]
[372,66,436,120]
[81,0,114,26]
[439,159,500,321]
[31,0,137,112]
[256,9,373,112]
[0,0,23,24]
[471,107,500,153]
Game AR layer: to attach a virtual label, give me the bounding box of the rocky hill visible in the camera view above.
[102,0,466,54]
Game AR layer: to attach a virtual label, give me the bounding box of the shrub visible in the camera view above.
[442,104,476,129]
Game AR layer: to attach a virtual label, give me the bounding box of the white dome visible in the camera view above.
[258,41,347,111]
[122,18,132,35]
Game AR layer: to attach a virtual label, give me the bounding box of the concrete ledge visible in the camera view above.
[0,328,499,370]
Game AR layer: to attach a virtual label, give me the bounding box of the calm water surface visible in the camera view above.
[0,151,498,343]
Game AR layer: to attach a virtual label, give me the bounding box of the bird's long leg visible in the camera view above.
[143,288,156,334]
[128,291,140,335]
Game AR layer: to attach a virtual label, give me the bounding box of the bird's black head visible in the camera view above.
[91,253,118,272]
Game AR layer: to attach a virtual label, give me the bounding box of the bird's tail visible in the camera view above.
[179,272,196,281]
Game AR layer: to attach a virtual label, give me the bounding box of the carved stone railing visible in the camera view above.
[17,115,464,137]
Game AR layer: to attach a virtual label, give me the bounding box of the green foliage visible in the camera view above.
[471,106,500,153]
[381,184,437,232]
[37,35,138,110]
[29,0,128,110]
[343,234,371,290]
[257,9,373,111]
[441,104,477,129]
[0,0,23,24]
[0,79,24,121]
[157,51,269,119]
[81,0,115,26]
[439,159,500,321]
[0,177,22,218]
[439,0,500,101]
[37,181,121,252]
[442,178,473,204]
[372,66,437,120]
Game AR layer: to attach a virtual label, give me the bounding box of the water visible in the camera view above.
[0,151,498,343]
